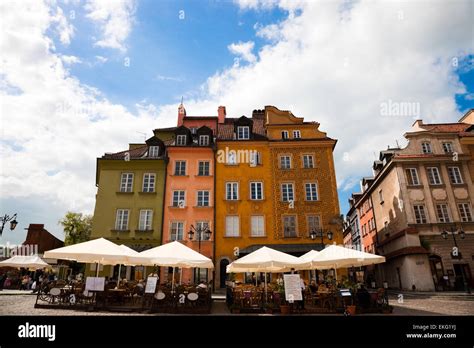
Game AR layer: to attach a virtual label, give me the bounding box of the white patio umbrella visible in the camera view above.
[139,241,214,291]
[300,244,386,280]
[0,255,49,270]
[226,246,310,302]
[44,238,141,276]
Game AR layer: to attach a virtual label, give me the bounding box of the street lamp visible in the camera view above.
[0,213,18,236]
[188,224,212,282]
[309,229,333,283]
[309,228,333,245]
[441,225,470,293]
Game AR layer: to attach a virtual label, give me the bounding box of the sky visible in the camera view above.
[1,0,473,245]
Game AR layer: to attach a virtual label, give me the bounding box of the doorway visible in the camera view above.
[219,259,229,288]
[429,255,445,291]
[453,263,472,291]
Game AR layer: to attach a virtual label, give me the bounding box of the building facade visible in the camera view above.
[347,110,474,291]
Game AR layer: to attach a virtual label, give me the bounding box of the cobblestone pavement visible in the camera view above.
[0,293,473,316]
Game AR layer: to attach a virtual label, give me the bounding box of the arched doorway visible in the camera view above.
[219,259,229,288]
[429,254,445,291]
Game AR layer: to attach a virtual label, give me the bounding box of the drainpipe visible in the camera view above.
[212,143,217,292]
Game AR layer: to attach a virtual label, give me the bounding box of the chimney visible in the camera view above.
[218,106,226,124]
[178,103,186,126]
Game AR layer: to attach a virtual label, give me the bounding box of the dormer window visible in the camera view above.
[199,135,209,146]
[293,130,301,139]
[190,127,197,134]
[237,126,250,140]
[421,142,432,154]
[148,146,160,158]
[281,131,289,139]
[177,135,187,146]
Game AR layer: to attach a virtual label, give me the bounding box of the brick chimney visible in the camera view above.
[218,106,226,124]
[177,103,186,126]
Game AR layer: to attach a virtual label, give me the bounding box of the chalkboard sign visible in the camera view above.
[145,276,158,294]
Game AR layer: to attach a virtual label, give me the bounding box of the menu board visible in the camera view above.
[85,277,105,291]
[145,276,158,294]
[283,274,302,302]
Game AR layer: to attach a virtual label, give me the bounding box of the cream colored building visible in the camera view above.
[361,115,474,291]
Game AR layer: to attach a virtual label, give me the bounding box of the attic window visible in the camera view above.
[237,126,250,140]
[281,131,289,139]
[421,142,432,154]
[176,135,187,146]
[148,146,160,158]
[199,135,209,146]
[293,130,301,139]
[190,127,197,134]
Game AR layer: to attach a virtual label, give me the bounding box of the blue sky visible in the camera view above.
[1,0,473,245]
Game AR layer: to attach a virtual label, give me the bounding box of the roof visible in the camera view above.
[217,117,267,140]
[418,123,470,133]
[154,127,177,132]
[101,145,149,160]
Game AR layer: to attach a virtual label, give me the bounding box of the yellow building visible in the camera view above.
[90,136,167,279]
[215,107,342,288]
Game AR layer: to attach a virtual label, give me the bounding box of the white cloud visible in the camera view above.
[51,5,75,45]
[154,74,184,82]
[0,0,160,225]
[61,55,81,64]
[228,41,257,63]
[84,0,136,52]
[95,55,108,63]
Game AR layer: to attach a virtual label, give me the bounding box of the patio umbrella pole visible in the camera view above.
[264,272,267,305]
[116,264,122,289]
[179,268,182,285]
[172,267,175,292]
[96,262,100,277]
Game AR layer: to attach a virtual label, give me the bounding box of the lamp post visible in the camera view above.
[309,229,334,283]
[0,213,18,236]
[188,224,212,283]
[441,225,470,294]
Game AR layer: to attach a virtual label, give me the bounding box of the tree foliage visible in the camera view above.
[59,212,92,246]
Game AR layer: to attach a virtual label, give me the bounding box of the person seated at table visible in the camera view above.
[309,280,318,293]
[317,283,328,292]
[197,281,208,289]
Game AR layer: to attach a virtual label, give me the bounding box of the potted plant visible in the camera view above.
[275,282,291,315]
[342,279,357,316]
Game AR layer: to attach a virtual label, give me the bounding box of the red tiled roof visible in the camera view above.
[102,145,148,159]
[420,123,470,133]
[217,117,267,140]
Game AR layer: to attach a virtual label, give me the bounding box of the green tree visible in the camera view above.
[59,212,92,245]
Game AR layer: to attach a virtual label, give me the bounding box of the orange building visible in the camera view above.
[155,104,217,284]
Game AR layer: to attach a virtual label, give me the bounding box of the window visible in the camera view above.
[280,155,291,169]
[405,168,420,186]
[170,222,184,241]
[176,135,187,146]
[148,146,160,157]
[120,173,134,192]
[142,173,155,192]
[174,161,186,176]
[378,189,384,204]
[293,130,301,139]
[442,142,453,154]
[138,209,153,230]
[197,190,210,207]
[251,216,265,237]
[226,182,239,200]
[427,167,442,185]
[225,216,240,237]
[421,142,432,154]
[190,127,197,134]
[198,161,210,176]
[448,167,463,184]
[115,209,129,230]
[199,135,209,146]
[307,215,321,233]
[281,131,289,139]
[195,221,210,240]
[458,203,473,222]
[303,155,314,168]
[250,182,263,200]
[281,183,294,202]
[227,151,237,165]
[283,216,297,237]
[172,190,185,207]
[436,204,451,223]
[305,183,318,201]
[249,151,262,167]
[237,126,250,140]
[413,205,427,224]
